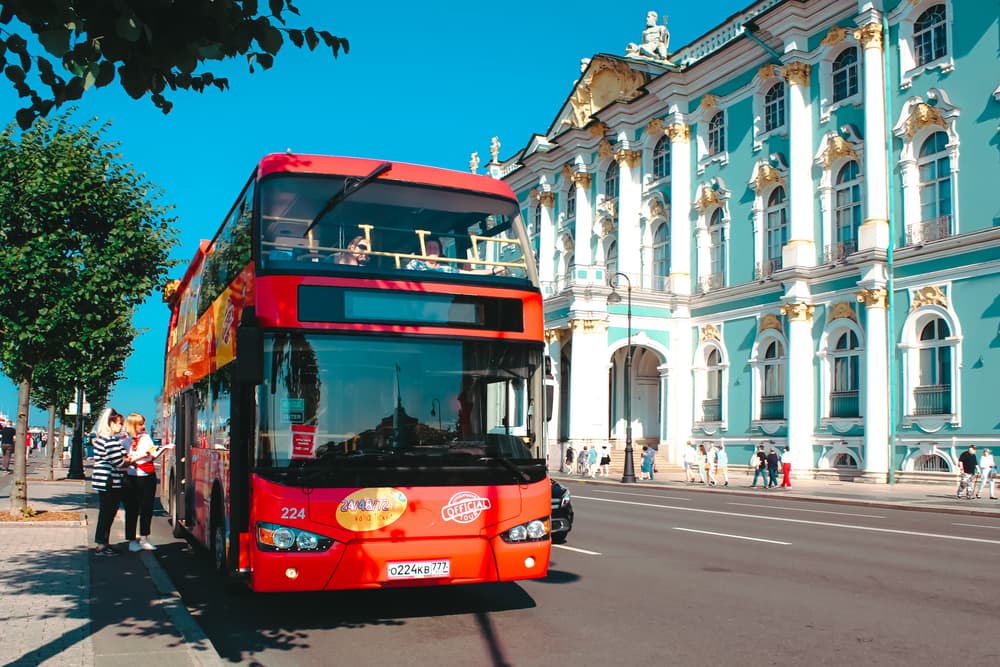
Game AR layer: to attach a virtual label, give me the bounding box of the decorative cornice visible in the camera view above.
[821,25,850,47]
[701,324,721,342]
[646,118,664,137]
[570,319,607,334]
[826,301,858,324]
[614,148,642,168]
[904,102,946,138]
[911,285,948,311]
[780,302,815,321]
[667,123,690,143]
[758,313,782,334]
[538,191,555,208]
[856,288,887,309]
[700,94,717,110]
[783,61,811,87]
[854,23,883,51]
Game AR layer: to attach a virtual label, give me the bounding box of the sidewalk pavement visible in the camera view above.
[0,455,224,667]
[1,456,997,667]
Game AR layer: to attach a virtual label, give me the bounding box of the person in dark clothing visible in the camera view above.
[92,409,127,556]
[956,445,978,499]
[766,448,780,488]
[750,444,768,488]
[1,419,15,473]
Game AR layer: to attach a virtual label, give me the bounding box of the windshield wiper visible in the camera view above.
[303,161,392,238]
[482,454,531,483]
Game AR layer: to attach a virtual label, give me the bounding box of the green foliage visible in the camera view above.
[0,1,350,128]
[0,111,178,400]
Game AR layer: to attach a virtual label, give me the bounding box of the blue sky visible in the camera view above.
[0,0,749,426]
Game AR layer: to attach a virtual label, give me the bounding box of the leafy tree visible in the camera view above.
[0,112,178,510]
[0,0,350,128]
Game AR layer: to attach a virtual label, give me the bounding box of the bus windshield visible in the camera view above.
[257,334,545,486]
[259,174,532,281]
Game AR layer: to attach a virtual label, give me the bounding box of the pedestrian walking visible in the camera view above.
[588,445,599,478]
[92,408,127,556]
[707,444,718,485]
[696,444,709,484]
[750,444,768,488]
[577,446,589,476]
[645,446,657,480]
[714,443,729,487]
[123,412,163,552]
[639,446,651,480]
[956,444,978,499]
[564,444,575,474]
[780,446,792,487]
[766,448,779,488]
[0,418,14,473]
[599,444,611,477]
[975,448,996,500]
[682,441,697,483]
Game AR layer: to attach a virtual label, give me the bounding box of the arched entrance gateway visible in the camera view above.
[609,344,664,450]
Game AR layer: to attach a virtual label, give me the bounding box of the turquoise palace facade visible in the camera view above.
[484,0,999,482]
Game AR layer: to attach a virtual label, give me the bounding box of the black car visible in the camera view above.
[550,479,574,543]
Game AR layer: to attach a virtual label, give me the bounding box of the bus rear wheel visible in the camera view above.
[211,505,227,574]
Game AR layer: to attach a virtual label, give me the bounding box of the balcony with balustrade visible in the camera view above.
[824,239,858,264]
[759,394,785,421]
[905,217,952,246]
[697,272,724,294]
[700,398,722,423]
[754,258,783,281]
[913,384,952,415]
[829,390,860,418]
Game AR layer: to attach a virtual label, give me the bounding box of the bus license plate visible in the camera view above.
[386,559,450,580]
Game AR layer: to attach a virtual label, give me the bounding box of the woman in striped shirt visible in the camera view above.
[92,409,127,556]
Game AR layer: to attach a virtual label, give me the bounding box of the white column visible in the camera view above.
[665,312,693,463]
[781,301,816,473]
[857,287,889,481]
[572,171,593,268]
[545,330,563,470]
[615,149,642,283]
[567,319,609,448]
[538,191,557,284]
[781,60,816,268]
[668,123,692,295]
[856,21,890,251]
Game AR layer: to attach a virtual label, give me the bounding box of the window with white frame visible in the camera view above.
[764,187,787,272]
[652,136,670,181]
[605,239,618,277]
[652,222,670,290]
[901,304,961,427]
[833,160,862,255]
[703,347,724,422]
[831,48,859,103]
[708,208,727,289]
[708,112,725,155]
[604,161,620,201]
[764,83,785,132]
[565,184,576,220]
[915,317,952,415]
[914,5,947,67]
[532,203,541,236]
[917,131,952,241]
[830,330,861,418]
[757,338,786,421]
[562,250,574,286]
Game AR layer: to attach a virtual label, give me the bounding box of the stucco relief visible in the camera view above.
[758,313,782,334]
[566,57,649,129]
[856,288,887,309]
[854,23,883,50]
[783,62,810,87]
[700,324,722,342]
[826,301,858,324]
[910,285,948,311]
[821,25,850,46]
[780,302,815,321]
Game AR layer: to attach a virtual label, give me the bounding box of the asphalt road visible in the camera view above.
[150,481,1000,666]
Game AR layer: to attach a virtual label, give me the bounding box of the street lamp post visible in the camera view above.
[430,398,442,430]
[67,385,85,480]
[607,273,636,483]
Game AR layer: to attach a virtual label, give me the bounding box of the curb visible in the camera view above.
[0,520,88,527]
[141,551,227,667]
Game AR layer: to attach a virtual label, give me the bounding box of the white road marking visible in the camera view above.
[952,522,1000,530]
[552,544,602,555]
[729,502,884,519]
[673,527,790,545]
[573,495,1000,545]
[589,490,691,501]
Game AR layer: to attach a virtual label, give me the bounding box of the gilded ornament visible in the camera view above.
[783,62,811,87]
[821,26,850,46]
[598,139,613,159]
[905,103,946,138]
[646,118,664,137]
[853,23,883,50]
[667,123,690,143]
[700,94,717,110]
[589,121,609,138]
[826,301,858,324]
[560,234,575,251]
[615,148,642,168]
[696,185,720,213]
[910,285,948,311]
[573,172,593,189]
[780,302,815,321]
[823,135,858,167]
[855,288,887,309]
[753,163,783,193]
[538,192,556,208]
[561,163,575,181]
[648,198,665,219]
[758,63,778,80]
[701,324,722,342]
[758,313,782,334]
[567,57,649,129]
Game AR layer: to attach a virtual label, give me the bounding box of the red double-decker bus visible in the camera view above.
[158,154,551,592]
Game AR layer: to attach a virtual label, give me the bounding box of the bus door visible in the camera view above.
[173,390,198,530]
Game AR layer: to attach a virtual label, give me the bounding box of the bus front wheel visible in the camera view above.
[169,474,185,538]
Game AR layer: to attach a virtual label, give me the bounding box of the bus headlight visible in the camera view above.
[500,518,550,543]
[256,522,334,552]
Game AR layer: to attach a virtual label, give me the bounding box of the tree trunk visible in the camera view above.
[10,378,31,512]
[55,422,66,468]
[46,405,56,481]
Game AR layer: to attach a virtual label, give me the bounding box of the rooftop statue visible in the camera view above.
[490,136,501,164]
[469,151,480,174]
[626,11,672,62]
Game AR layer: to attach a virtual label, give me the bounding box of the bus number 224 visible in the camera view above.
[280,506,306,520]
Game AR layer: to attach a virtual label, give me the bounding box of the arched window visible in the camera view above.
[564,251,574,280]
[605,240,618,277]
[764,187,787,270]
[918,131,952,240]
[532,203,541,235]
[604,161,620,200]
[652,136,670,180]
[708,112,725,155]
[704,348,723,421]
[760,340,785,420]
[915,317,952,415]
[708,208,726,289]
[764,83,785,132]
[832,48,859,102]
[565,184,576,219]
[834,161,862,254]
[653,222,670,290]
[830,330,861,418]
[914,5,947,66]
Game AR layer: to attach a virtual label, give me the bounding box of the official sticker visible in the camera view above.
[336,488,408,531]
[441,491,492,524]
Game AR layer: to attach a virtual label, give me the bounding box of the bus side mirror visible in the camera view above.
[236,307,263,385]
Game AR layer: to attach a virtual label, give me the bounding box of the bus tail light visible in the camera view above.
[500,518,550,543]
[256,522,335,552]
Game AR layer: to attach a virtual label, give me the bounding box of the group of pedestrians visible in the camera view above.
[745,443,793,489]
[955,444,997,500]
[681,441,731,487]
[564,444,612,478]
[92,408,171,556]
